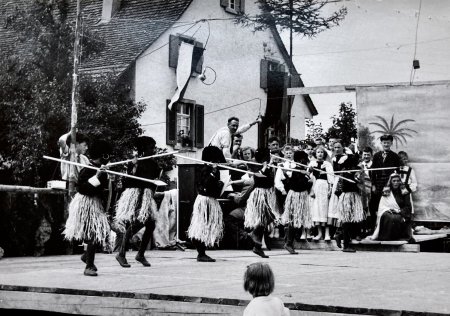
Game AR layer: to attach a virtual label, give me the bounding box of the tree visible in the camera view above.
[235,0,347,38]
[326,102,357,147]
[0,1,146,186]
[305,118,324,143]
[369,114,418,148]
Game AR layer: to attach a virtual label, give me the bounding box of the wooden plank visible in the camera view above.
[413,234,448,243]
[0,185,66,195]
[288,80,450,95]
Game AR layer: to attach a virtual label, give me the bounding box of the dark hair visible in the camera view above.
[66,133,89,146]
[363,146,373,154]
[234,133,243,140]
[254,147,270,163]
[228,117,239,124]
[294,150,309,165]
[89,140,112,160]
[135,136,156,155]
[202,146,226,163]
[398,151,408,158]
[380,134,394,141]
[244,262,275,297]
[314,145,328,160]
[268,136,280,144]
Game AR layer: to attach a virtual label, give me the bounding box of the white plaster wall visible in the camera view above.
[135,0,310,155]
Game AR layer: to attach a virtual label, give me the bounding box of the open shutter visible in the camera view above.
[278,63,285,73]
[194,104,204,148]
[168,34,180,68]
[260,59,269,89]
[220,0,228,7]
[238,0,245,13]
[193,42,204,74]
[166,100,177,145]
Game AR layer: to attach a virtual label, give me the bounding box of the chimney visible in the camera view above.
[102,0,121,22]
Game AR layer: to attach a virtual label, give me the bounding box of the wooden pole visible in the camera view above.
[44,156,167,186]
[68,0,82,199]
[174,154,256,175]
[106,151,179,167]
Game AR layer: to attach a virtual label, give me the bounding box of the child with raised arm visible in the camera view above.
[187,146,225,262]
[281,151,313,254]
[243,262,290,316]
[63,139,112,276]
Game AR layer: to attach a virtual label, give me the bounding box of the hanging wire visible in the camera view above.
[409,0,422,85]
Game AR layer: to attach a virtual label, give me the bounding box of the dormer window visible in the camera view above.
[220,0,245,15]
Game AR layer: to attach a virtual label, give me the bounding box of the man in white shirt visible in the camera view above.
[58,131,90,183]
[208,116,261,158]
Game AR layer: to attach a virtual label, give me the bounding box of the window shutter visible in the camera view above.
[193,42,204,74]
[166,100,177,145]
[194,104,204,148]
[220,0,228,7]
[278,63,286,73]
[168,34,180,68]
[237,0,245,13]
[260,59,269,89]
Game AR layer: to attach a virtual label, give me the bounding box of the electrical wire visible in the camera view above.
[410,0,422,85]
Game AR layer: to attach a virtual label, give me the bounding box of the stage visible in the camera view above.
[0,249,449,315]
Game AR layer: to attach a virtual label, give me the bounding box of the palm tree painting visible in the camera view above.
[369,114,418,148]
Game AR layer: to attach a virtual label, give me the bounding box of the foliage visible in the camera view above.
[0,1,146,186]
[235,0,347,38]
[369,114,418,148]
[305,118,324,143]
[357,124,376,152]
[325,102,357,147]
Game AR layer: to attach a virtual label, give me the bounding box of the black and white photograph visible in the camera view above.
[0,0,449,315]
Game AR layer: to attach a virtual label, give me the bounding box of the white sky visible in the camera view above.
[281,0,450,130]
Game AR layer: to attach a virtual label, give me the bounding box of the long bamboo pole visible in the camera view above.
[333,166,398,174]
[43,156,167,186]
[271,154,355,183]
[106,151,179,167]
[174,154,256,175]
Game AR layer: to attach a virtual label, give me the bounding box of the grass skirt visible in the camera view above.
[187,195,223,247]
[311,179,329,224]
[337,192,365,223]
[63,193,110,245]
[115,188,157,230]
[244,187,280,229]
[282,190,312,228]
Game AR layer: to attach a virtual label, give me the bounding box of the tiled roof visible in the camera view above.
[78,0,193,74]
[0,0,192,74]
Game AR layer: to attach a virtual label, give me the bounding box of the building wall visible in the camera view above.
[134,0,310,155]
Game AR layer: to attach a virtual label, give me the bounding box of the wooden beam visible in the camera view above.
[288,80,450,95]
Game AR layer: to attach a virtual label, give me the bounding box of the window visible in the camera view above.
[168,34,204,75]
[166,100,204,149]
[260,59,286,89]
[220,0,245,14]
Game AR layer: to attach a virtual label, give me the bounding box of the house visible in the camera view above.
[0,0,317,156]
[78,0,317,155]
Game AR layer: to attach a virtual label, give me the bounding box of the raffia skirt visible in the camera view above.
[63,193,110,245]
[187,195,223,247]
[337,192,365,223]
[114,188,157,230]
[311,179,329,224]
[281,190,312,228]
[244,187,280,229]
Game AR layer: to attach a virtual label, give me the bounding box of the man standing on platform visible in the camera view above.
[208,116,261,158]
[370,134,401,231]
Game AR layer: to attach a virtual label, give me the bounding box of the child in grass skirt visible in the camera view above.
[187,146,225,262]
[114,136,160,268]
[281,151,313,254]
[244,148,280,258]
[334,155,365,252]
[63,139,112,277]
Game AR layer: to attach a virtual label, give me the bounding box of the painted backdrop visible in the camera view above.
[357,83,450,221]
